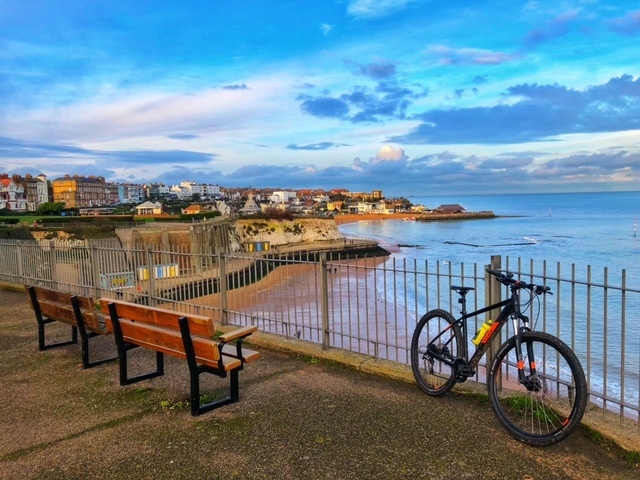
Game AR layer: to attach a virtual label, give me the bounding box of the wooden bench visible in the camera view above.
[25,285,117,369]
[99,298,259,416]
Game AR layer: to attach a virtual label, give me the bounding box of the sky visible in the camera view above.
[2,0,640,197]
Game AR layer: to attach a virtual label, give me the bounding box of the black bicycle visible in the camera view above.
[410,268,587,446]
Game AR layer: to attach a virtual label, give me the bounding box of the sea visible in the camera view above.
[338,191,640,415]
[339,190,640,286]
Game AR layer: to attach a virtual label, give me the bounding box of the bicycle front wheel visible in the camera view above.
[410,309,462,396]
[487,331,587,446]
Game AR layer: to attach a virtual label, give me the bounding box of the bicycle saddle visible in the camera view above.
[450,285,475,295]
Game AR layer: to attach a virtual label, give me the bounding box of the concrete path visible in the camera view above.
[0,286,638,479]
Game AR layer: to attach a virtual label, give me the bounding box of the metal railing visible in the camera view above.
[0,238,638,433]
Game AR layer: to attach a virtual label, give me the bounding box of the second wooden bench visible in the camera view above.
[25,285,116,369]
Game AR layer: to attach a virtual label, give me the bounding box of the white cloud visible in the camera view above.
[372,145,408,163]
[347,0,414,19]
[2,74,300,144]
[320,23,332,36]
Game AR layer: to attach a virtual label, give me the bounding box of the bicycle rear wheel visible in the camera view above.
[487,331,587,446]
[410,309,462,396]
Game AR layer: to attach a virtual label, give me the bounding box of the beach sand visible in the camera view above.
[179,253,414,363]
[333,212,421,225]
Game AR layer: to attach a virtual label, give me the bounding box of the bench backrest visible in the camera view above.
[26,285,102,331]
[98,299,228,368]
[99,299,214,337]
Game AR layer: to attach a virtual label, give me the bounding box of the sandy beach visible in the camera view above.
[333,212,421,225]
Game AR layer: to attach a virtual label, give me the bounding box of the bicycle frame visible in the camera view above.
[448,286,533,377]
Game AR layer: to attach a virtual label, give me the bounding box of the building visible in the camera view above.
[240,195,261,215]
[11,174,48,211]
[104,181,121,205]
[135,201,163,215]
[0,174,28,211]
[52,175,107,208]
[121,183,146,204]
[435,204,466,213]
[182,204,204,215]
[146,183,171,199]
[269,190,297,204]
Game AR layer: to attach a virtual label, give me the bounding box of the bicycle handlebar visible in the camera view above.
[485,268,552,295]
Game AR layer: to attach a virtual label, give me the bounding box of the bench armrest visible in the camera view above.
[218,325,258,343]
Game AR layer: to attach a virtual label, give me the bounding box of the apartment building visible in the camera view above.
[52,175,107,208]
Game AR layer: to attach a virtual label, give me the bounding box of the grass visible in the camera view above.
[582,424,640,468]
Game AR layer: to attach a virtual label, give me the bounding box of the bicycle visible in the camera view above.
[410,268,587,446]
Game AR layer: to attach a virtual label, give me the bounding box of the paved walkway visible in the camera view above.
[0,286,638,479]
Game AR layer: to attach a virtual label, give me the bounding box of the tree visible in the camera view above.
[36,202,66,216]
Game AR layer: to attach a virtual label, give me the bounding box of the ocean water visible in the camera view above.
[338,191,640,414]
[339,191,640,286]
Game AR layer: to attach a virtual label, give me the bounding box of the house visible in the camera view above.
[239,195,261,215]
[0,175,28,211]
[182,204,203,215]
[135,201,163,215]
[435,204,466,213]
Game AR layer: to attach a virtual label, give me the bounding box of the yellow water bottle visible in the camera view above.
[472,319,494,346]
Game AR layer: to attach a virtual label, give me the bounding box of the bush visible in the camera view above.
[179,212,221,221]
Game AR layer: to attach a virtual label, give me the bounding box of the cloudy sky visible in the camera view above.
[2,0,640,196]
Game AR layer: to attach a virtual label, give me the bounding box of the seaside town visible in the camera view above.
[0,172,472,219]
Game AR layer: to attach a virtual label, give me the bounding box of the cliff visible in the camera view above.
[233,218,343,248]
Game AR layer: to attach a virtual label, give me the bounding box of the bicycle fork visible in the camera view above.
[513,315,542,392]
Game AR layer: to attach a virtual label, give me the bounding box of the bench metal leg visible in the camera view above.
[70,296,117,369]
[107,302,164,385]
[178,316,240,416]
[191,368,239,416]
[28,286,78,351]
[79,330,118,369]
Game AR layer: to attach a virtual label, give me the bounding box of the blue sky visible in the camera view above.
[2,0,640,196]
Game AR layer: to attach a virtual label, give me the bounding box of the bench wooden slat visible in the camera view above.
[31,286,95,310]
[37,300,103,332]
[37,301,78,326]
[218,325,258,343]
[221,344,260,363]
[99,299,214,338]
[103,316,242,371]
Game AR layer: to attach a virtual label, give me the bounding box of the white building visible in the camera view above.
[357,201,373,214]
[122,184,146,204]
[135,201,163,215]
[0,177,28,211]
[270,190,297,204]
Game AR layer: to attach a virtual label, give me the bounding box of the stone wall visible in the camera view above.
[115,217,342,253]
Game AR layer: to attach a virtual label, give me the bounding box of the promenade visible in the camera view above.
[0,285,638,480]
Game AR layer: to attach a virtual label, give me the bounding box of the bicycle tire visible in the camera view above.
[487,331,587,446]
[410,309,462,396]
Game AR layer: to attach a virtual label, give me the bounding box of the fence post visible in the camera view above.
[89,244,101,298]
[320,253,330,349]
[218,252,228,326]
[49,240,58,290]
[146,245,157,307]
[15,242,23,283]
[485,255,502,379]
